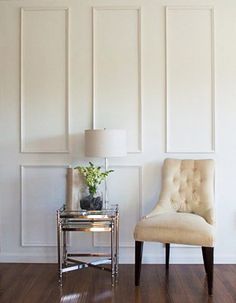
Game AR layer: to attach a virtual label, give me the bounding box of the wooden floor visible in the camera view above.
[0,264,236,303]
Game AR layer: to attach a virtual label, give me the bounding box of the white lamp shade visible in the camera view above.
[85,129,127,158]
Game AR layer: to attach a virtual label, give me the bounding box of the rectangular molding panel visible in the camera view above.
[20,8,69,153]
[21,165,67,246]
[92,7,142,153]
[165,7,215,153]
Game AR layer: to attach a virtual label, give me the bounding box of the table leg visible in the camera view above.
[111,220,115,286]
[63,230,67,265]
[115,213,119,282]
[57,210,62,285]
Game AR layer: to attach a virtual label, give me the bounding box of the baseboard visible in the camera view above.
[0,253,56,263]
[1,253,236,264]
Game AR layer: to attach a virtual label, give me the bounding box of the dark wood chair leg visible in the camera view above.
[135,241,143,286]
[202,247,214,295]
[165,243,170,270]
[201,247,207,274]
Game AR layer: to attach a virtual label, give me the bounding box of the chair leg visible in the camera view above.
[201,247,207,274]
[135,241,143,286]
[202,247,214,295]
[165,243,170,270]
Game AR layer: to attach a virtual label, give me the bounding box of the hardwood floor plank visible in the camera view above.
[0,264,235,303]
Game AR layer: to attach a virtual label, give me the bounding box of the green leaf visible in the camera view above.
[74,162,114,194]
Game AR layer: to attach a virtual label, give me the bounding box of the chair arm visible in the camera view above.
[201,207,215,225]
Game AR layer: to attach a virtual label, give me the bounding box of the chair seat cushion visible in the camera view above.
[134,212,214,247]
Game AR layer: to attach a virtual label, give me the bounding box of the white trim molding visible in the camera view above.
[1,252,235,264]
[165,6,215,154]
[20,7,70,153]
[92,6,142,153]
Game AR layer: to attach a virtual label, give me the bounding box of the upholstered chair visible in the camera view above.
[134,159,215,295]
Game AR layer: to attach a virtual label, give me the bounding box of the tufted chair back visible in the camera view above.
[151,159,215,224]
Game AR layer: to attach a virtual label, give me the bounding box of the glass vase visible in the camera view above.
[80,189,103,210]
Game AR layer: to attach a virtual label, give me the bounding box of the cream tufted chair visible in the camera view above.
[134,159,215,295]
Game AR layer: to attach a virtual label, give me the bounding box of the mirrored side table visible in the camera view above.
[57,204,119,285]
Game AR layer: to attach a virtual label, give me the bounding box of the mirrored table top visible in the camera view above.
[58,204,119,219]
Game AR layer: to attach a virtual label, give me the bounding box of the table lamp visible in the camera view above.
[84,129,127,208]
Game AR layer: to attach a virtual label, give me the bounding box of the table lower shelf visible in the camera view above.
[62,256,112,273]
[59,253,118,285]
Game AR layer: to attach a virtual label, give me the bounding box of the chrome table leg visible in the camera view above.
[57,210,62,285]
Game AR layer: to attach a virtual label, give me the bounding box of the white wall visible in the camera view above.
[0,0,236,264]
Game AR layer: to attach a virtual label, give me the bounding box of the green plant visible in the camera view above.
[74,162,113,196]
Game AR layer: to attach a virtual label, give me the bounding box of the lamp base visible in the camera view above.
[104,200,109,210]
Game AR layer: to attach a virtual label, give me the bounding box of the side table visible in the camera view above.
[57,205,119,285]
